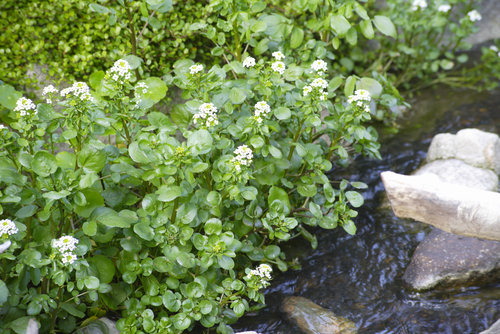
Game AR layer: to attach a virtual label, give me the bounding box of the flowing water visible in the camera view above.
[231,86,500,334]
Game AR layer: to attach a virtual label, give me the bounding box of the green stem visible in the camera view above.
[326,122,350,161]
[232,1,241,62]
[49,286,64,334]
[170,178,180,224]
[125,1,141,80]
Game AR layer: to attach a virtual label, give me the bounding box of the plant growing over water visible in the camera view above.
[0,48,382,333]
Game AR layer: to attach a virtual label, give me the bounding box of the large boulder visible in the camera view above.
[426,129,500,175]
[281,296,358,334]
[414,159,498,191]
[402,228,500,291]
[480,319,500,334]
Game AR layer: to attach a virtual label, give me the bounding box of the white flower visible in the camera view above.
[347,89,371,110]
[108,59,132,83]
[467,10,482,22]
[14,97,37,117]
[0,219,18,237]
[320,93,327,101]
[42,85,58,96]
[303,86,312,96]
[189,64,204,75]
[272,51,285,61]
[438,4,451,13]
[311,59,328,73]
[193,103,218,127]
[231,145,253,171]
[61,82,93,102]
[490,46,499,52]
[271,61,286,75]
[245,264,273,289]
[52,235,79,253]
[242,57,256,68]
[311,78,328,89]
[253,101,271,123]
[0,124,5,130]
[411,0,427,11]
[61,252,77,265]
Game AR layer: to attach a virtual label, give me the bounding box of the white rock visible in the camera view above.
[426,129,500,175]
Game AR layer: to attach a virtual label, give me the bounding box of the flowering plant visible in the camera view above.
[0,48,381,333]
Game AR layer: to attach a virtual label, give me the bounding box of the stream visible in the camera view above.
[231,86,500,334]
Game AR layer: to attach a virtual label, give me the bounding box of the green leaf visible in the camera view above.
[61,304,86,318]
[274,107,291,120]
[187,130,213,155]
[297,184,317,198]
[359,20,374,39]
[269,145,282,158]
[241,186,258,201]
[90,207,131,228]
[346,27,357,46]
[373,15,397,39]
[134,222,155,241]
[89,71,113,96]
[268,186,291,211]
[251,2,266,13]
[143,276,160,296]
[186,282,203,298]
[10,317,39,334]
[82,221,97,236]
[204,218,222,235]
[344,76,356,97]
[84,276,100,290]
[32,151,58,177]
[318,215,338,229]
[251,21,267,33]
[308,202,322,219]
[15,205,37,219]
[254,38,269,55]
[218,255,234,270]
[199,300,213,315]
[0,280,8,304]
[88,255,116,284]
[290,27,304,48]
[171,104,191,129]
[0,84,22,110]
[89,3,109,14]
[343,220,357,235]
[264,245,280,260]
[354,2,370,20]
[346,191,364,208]
[173,313,191,331]
[123,55,143,70]
[143,77,168,103]
[229,87,246,104]
[357,77,383,99]
[177,252,195,268]
[351,181,368,189]
[249,135,265,149]
[330,15,351,36]
[78,146,106,173]
[148,111,176,131]
[150,0,172,13]
[75,189,104,218]
[156,185,182,202]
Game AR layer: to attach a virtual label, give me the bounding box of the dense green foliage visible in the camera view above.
[0,0,499,333]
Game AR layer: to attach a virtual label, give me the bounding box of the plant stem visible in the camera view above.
[125,1,141,80]
[49,286,64,334]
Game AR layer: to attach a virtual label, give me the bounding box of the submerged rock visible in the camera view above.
[281,296,357,334]
[402,228,500,291]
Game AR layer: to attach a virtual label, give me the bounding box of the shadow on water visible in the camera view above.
[231,86,500,334]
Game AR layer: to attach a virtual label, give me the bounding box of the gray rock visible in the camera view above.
[480,319,500,334]
[426,129,500,175]
[281,296,358,334]
[402,228,500,291]
[98,318,119,334]
[414,159,499,191]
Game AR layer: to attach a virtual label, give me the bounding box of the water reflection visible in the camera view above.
[231,87,500,333]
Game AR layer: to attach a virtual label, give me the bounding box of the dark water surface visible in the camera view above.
[231,87,500,334]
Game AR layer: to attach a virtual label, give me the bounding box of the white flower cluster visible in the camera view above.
[135,82,148,95]
[438,4,451,12]
[189,64,204,75]
[311,59,328,74]
[231,145,253,171]
[60,82,93,102]
[253,101,271,124]
[132,82,149,109]
[246,264,272,289]
[467,10,482,22]
[52,235,79,265]
[0,219,18,238]
[109,59,132,83]
[411,0,427,11]
[490,45,500,57]
[243,57,256,68]
[303,78,328,100]
[14,97,37,117]
[347,89,371,112]
[271,61,286,75]
[193,103,219,127]
[42,85,59,104]
[272,51,285,61]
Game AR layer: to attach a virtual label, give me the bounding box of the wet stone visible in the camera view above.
[281,296,358,334]
[403,228,500,291]
[480,319,500,334]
